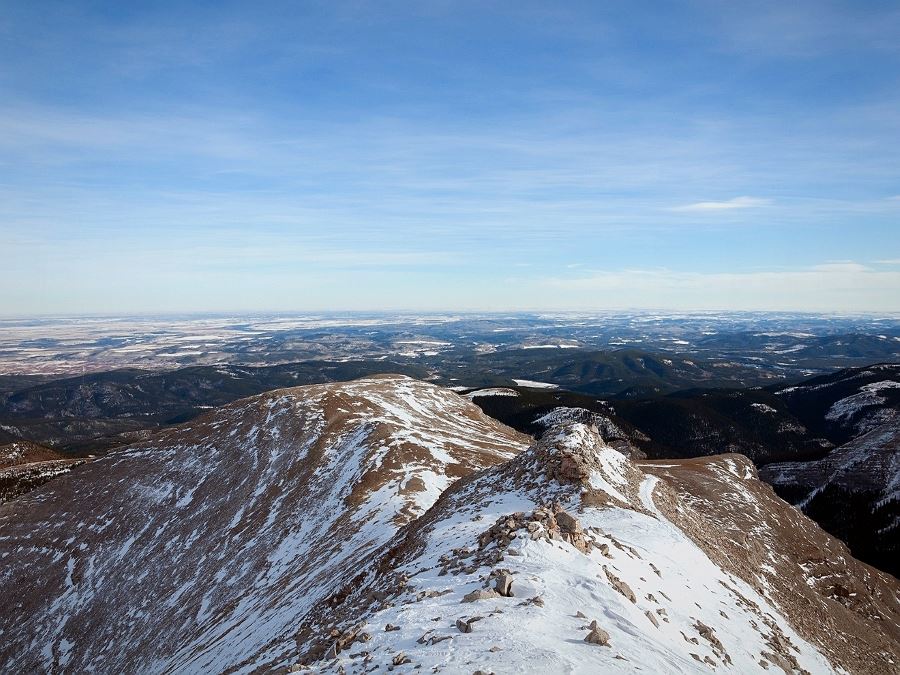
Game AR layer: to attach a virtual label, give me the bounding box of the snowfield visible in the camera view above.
[512,379,559,389]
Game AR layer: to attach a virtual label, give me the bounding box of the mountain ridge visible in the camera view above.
[1,376,898,673]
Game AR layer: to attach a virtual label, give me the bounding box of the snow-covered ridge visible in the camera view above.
[825,380,900,426]
[512,379,559,389]
[1,378,898,674]
[294,423,900,675]
[0,375,529,673]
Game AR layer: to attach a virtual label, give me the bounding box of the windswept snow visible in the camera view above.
[294,423,900,674]
[512,379,559,389]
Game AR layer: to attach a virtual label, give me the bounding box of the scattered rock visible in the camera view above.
[575,610,587,618]
[392,652,411,665]
[584,624,610,646]
[603,567,636,603]
[455,616,483,633]
[645,610,659,628]
[695,620,726,655]
[385,623,401,632]
[462,589,501,603]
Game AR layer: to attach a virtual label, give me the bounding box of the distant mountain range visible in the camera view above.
[0,348,839,453]
[470,364,900,576]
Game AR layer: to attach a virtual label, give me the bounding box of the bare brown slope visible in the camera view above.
[641,454,900,674]
[0,375,529,674]
[0,440,64,468]
[0,441,86,503]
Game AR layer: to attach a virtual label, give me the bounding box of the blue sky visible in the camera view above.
[1,0,899,314]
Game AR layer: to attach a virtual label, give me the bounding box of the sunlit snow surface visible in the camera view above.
[309,425,836,674]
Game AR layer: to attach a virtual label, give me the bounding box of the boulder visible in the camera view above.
[493,571,514,597]
[584,625,610,646]
[462,589,502,603]
[555,510,582,533]
[392,652,411,665]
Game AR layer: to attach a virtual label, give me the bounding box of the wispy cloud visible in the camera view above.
[1,2,899,313]
[670,196,771,212]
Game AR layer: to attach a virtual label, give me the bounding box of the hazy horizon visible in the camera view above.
[2,1,899,314]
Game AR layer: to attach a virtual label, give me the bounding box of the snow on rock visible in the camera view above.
[293,424,900,675]
[0,375,530,674]
[533,406,650,457]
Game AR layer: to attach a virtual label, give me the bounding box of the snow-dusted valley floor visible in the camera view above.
[1,376,898,674]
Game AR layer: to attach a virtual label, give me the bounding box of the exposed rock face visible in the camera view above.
[0,375,529,673]
[534,406,649,459]
[1,378,898,674]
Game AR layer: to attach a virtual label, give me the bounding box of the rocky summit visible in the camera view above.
[1,376,898,674]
